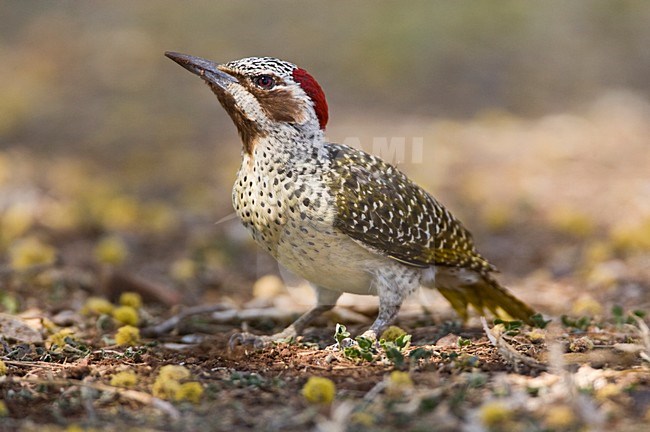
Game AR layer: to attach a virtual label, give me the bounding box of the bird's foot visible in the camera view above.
[328,331,379,351]
[228,332,273,350]
[228,326,298,351]
[326,337,357,351]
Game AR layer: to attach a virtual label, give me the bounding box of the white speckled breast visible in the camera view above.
[232,139,384,295]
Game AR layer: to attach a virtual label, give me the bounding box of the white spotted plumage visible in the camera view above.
[166,52,538,346]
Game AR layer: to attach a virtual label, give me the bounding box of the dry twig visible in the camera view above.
[140,303,230,337]
[480,317,547,371]
[9,377,180,420]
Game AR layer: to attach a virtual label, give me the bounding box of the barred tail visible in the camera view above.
[435,273,536,325]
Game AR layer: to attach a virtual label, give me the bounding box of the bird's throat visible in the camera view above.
[210,83,265,156]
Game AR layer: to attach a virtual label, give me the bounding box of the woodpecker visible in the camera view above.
[165,52,537,347]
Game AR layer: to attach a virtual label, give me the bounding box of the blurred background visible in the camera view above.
[1,1,649,316]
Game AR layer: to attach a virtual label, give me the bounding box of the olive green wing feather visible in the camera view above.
[326,144,494,273]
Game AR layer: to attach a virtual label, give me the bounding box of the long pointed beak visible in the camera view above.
[165,51,237,88]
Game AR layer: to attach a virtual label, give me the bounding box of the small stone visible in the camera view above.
[436,333,461,347]
[51,310,81,326]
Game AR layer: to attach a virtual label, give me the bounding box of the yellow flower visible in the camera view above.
[380,325,407,342]
[46,329,75,351]
[388,370,413,386]
[596,383,621,401]
[545,405,576,429]
[112,305,139,326]
[1,203,34,242]
[483,206,512,231]
[152,365,198,402]
[115,325,140,346]
[9,237,56,271]
[101,196,139,230]
[110,370,138,387]
[119,292,142,309]
[0,360,7,376]
[41,317,58,333]
[141,202,177,233]
[350,412,375,427]
[170,258,196,281]
[571,294,603,316]
[174,382,204,403]
[385,371,413,397]
[582,241,612,268]
[0,400,7,417]
[548,207,594,238]
[302,376,336,404]
[94,236,128,265]
[611,219,650,253]
[479,401,511,427]
[152,377,181,400]
[82,297,114,315]
[158,365,191,382]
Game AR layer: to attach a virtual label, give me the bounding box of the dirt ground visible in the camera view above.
[1,300,649,431]
[1,94,650,431]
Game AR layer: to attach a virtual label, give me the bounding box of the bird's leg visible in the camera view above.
[359,296,402,342]
[229,286,341,350]
[333,289,404,350]
[358,269,414,342]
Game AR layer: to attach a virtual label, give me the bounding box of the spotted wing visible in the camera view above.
[326,144,494,272]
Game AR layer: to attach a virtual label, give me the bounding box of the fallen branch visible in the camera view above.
[211,307,299,323]
[2,360,67,369]
[140,303,230,337]
[480,317,547,372]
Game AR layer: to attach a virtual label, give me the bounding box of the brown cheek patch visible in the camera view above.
[209,82,265,155]
[251,87,307,125]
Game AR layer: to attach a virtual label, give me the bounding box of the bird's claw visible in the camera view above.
[326,337,358,351]
[339,337,357,348]
[228,332,270,351]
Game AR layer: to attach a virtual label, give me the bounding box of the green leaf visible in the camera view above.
[394,333,412,349]
[356,336,373,350]
[561,314,591,331]
[385,346,404,367]
[530,313,551,329]
[494,318,523,336]
[334,323,350,345]
[409,347,433,362]
[343,346,361,359]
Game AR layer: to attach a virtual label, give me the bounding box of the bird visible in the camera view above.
[165,52,537,348]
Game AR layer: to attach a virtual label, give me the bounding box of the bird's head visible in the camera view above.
[166,52,328,154]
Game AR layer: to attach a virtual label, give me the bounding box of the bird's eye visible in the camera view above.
[253,75,275,90]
